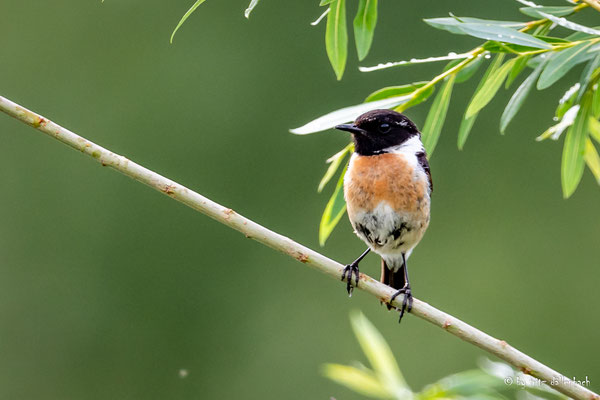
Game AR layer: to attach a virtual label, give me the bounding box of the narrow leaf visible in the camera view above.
[500,59,545,133]
[353,0,378,61]
[584,139,600,183]
[350,312,408,393]
[422,75,456,154]
[320,0,335,5]
[319,165,347,245]
[594,87,600,118]
[322,364,390,398]
[458,54,505,149]
[394,85,436,112]
[519,6,577,19]
[326,0,348,80]
[588,116,600,143]
[318,143,353,192]
[445,55,484,83]
[576,54,600,102]
[244,0,260,18]
[424,19,550,49]
[537,12,600,36]
[290,94,413,134]
[537,41,595,90]
[562,103,589,198]
[365,82,427,102]
[505,54,531,88]
[424,17,526,34]
[170,0,207,43]
[466,57,516,118]
[556,83,580,120]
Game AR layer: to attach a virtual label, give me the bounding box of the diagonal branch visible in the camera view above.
[0,94,597,400]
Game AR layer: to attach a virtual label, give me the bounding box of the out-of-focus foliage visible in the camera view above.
[326,312,569,400]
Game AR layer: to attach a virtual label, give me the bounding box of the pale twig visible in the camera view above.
[0,95,597,400]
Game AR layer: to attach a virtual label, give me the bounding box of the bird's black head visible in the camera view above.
[335,109,420,156]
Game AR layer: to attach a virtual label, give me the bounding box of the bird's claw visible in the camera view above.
[341,263,360,296]
[389,285,413,323]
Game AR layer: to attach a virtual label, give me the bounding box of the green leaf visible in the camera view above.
[350,311,409,394]
[593,86,600,118]
[561,102,589,198]
[318,143,353,192]
[537,41,595,90]
[326,0,348,80]
[588,116,600,143]
[319,0,335,5]
[424,17,526,34]
[319,164,347,245]
[576,54,600,102]
[500,59,545,134]
[244,0,260,18]
[519,6,577,19]
[422,74,456,155]
[290,94,413,134]
[424,18,550,49]
[466,57,516,118]
[505,54,531,88]
[322,364,390,398]
[170,0,207,44]
[394,85,436,112]
[584,138,600,183]
[444,55,484,83]
[365,82,427,102]
[353,0,378,61]
[458,54,505,150]
[565,27,600,41]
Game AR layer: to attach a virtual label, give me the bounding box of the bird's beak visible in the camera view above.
[335,124,367,136]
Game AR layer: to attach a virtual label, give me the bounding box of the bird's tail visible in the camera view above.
[381,259,405,310]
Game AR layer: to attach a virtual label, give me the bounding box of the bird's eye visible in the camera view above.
[379,123,391,133]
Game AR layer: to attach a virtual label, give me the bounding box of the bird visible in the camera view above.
[335,109,432,322]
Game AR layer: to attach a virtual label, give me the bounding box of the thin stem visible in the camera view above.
[581,0,600,13]
[0,95,598,400]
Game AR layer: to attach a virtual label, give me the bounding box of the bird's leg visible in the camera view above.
[341,248,370,296]
[389,253,413,323]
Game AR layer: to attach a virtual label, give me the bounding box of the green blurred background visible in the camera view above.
[1,0,598,399]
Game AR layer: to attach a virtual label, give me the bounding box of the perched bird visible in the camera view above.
[335,109,432,322]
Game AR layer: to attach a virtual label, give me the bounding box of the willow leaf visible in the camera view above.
[319,164,347,245]
[458,54,505,149]
[505,55,531,89]
[538,41,595,90]
[365,82,427,102]
[322,364,389,398]
[353,0,378,61]
[318,143,353,192]
[422,75,456,154]
[466,57,516,119]
[170,0,208,43]
[500,59,545,133]
[584,138,600,183]
[588,116,600,143]
[326,0,348,80]
[561,103,588,198]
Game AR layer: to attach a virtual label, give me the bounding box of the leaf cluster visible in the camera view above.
[325,312,568,400]
[291,2,600,244]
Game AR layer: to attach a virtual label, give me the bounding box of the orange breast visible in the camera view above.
[344,153,427,213]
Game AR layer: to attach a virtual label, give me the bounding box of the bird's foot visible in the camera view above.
[389,285,413,323]
[341,262,360,297]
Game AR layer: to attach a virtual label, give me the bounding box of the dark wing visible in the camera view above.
[416,152,433,193]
